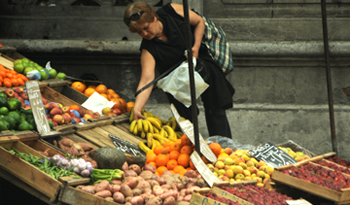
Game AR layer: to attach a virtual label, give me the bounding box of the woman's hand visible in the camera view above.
[192,46,199,59]
[133,108,146,121]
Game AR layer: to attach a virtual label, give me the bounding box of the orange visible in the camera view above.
[161,146,170,155]
[84,87,96,97]
[95,84,107,94]
[0,65,4,70]
[17,74,28,82]
[156,166,168,176]
[6,73,13,79]
[169,142,181,152]
[17,78,24,86]
[69,104,80,111]
[3,80,11,88]
[201,155,210,164]
[173,165,185,174]
[100,93,108,100]
[186,167,193,171]
[181,134,192,146]
[88,85,96,89]
[9,70,17,76]
[179,168,187,176]
[146,152,157,163]
[0,70,6,79]
[112,93,120,99]
[126,101,135,112]
[107,89,116,95]
[177,153,190,168]
[167,159,178,170]
[118,98,127,112]
[189,160,196,170]
[180,145,193,155]
[163,140,173,148]
[209,143,222,157]
[71,81,86,93]
[10,78,19,87]
[169,150,180,160]
[155,154,168,167]
[0,76,3,82]
[153,145,163,155]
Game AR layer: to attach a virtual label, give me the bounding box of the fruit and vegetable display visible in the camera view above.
[71,81,134,117]
[0,64,28,87]
[13,58,66,81]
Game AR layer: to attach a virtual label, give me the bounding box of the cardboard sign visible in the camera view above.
[26,81,58,137]
[248,142,297,168]
[170,104,217,163]
[190,151,221,187]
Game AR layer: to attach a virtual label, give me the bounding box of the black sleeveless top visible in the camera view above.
[140,4,234,110]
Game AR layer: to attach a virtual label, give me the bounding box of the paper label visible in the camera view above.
[190,151,221,187]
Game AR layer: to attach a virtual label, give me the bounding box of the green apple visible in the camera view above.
[21,58,30,64]
[13,59,22,65]
[48,68,57,79]
[39,69,49,80]
[28,61,35,67]
[23,67,35,76]
[56,72,67,80]
[14,63,25,73]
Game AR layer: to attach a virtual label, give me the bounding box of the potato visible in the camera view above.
[129,164,142,175]
[113,192,125,204]
[109,184,121,193]
[76,185,95,194]
[120,184,134,197]
[161,184,172,191]
[143,164,156,173]
[111,179,123,185]
[184,194,192,201]
[147,179,160,187]
[94,190,112,198]
[156,176,167,185]
[142,193,155,202]
[125,170,138,177]
[161,170,173,176]
[140,170,155,180]
[122,161,129,171]
[145,196,163,205]
[183,170,199,178]
[129,196,144,205]
[159,189,178,200]
[136,180,151,191]
[95,180,110,192]
[186,186,200,195]
[163,196,176,205]
[105,197,114,202]
[124,177,139,189]
[132,188,142,196]
[152,185,165,196]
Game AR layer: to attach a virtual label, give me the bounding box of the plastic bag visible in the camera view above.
[157,58,209,108]
[206,136,256,151]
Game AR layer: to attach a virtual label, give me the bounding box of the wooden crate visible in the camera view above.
[0,138,63,202]
[272,157,350,204]
[52,84,89,105]
[58,183,122,205]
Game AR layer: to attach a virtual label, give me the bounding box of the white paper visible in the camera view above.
[81,92,115,115]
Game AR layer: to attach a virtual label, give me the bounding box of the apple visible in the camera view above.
[102,107,111,115]
[13,87,24,94]
[83,114,93,121]
[107,112,117,117]
[42,97,48,105]
[61,106,70,113]
[72,117,81,123]
[62,113,72,124]
[50,107,63,116]
[53,114,64,125]
[4,89,15,98]
[112,108,122,115]
[20,92,29,100]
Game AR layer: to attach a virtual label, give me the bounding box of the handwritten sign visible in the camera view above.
[26,81,58,137]
[190,151,221,187]
[248,142,297,168]
[170,104,217,163]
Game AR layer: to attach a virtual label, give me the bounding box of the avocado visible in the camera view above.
[8,111,20,123]
[0,92,7,99]
[8,98,21,111]
[0,107,9,116]
[0,120,8,131]
[3,116,16,129]
[0,98,9,109]
[18,121,31,131]
[8,101,20,111]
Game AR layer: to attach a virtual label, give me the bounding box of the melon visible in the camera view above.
[92,147,126,169]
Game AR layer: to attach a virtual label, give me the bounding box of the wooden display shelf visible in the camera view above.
[272,159,350,204]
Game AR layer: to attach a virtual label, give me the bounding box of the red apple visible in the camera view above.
[50,107,63,116]
[19,92,29,100]
[13,87,24,94]
[4,89,14,98]
[13,92,19,98]
[62,113,72,124]
[53,114,64,125]
[42,97,48,105]
[112,108,122,115]
[61,106,70,113]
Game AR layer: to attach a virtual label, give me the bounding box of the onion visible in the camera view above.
[80,169,90,177]
[71,159,79,167]
[61,158,68,166]
[73,167,80,174]
[86,162,92,170]
[78,161,86,171]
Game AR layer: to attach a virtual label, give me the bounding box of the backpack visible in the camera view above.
[199,14,234,75]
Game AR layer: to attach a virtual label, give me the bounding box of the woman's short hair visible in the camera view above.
[124,2,158,33]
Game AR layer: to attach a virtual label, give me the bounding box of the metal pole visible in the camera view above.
[321,0,337,154]
[182,0,201,154]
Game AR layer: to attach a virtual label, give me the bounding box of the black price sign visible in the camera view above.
[248,142,297,168]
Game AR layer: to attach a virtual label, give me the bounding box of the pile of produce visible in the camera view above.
[13,58,66,81]
[9,148,79,179]
[0,88,35,131]
[76,161,207,204]
[51,154,93,177]
[52,138,98,168]
[218,184,292,204]
[278,146,310,161]
[0,65,28,87]
[71,81,134,116]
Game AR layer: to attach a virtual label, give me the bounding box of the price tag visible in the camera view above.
[248,142,297,168]
[170,104,217,163]
[286,199,313,205]
[190,151,221,187]
[26,81,58,137]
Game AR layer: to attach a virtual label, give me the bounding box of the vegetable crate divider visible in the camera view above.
[74,118,147,167]
[271,152,350,204]
[0,136,89,202]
